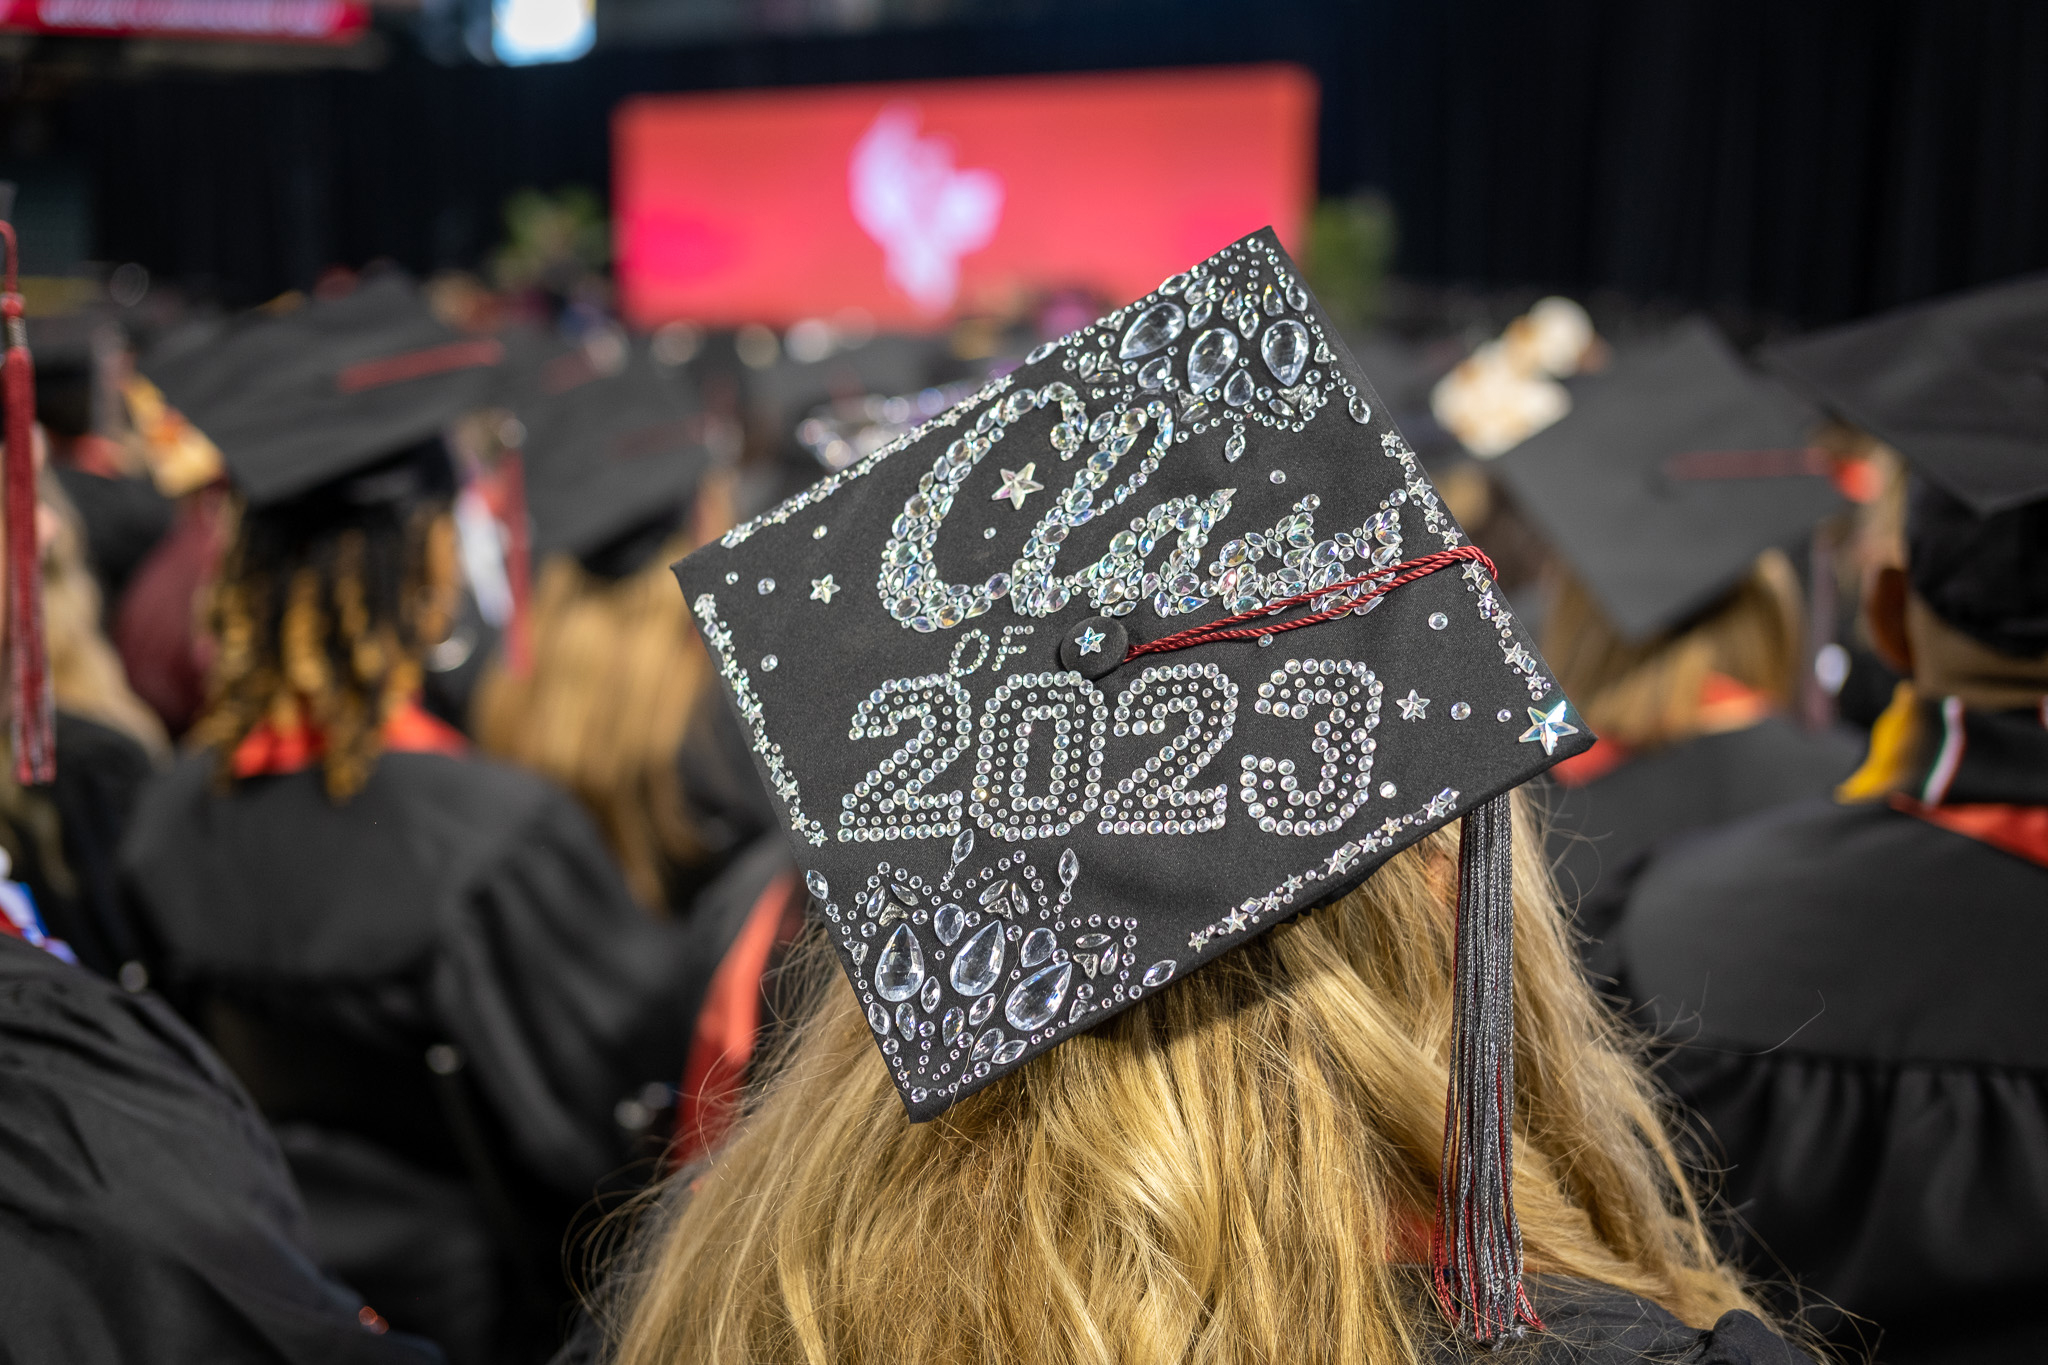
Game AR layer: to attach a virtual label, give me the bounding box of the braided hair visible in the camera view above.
[193,441,455,800]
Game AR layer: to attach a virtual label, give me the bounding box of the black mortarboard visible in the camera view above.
[1491,319,1839,641]
[511,332,710,574]
[673,229,1591,1341]
[1762,272,2048,517]
[139,275,502,507]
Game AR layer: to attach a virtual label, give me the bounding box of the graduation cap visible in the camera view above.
[1763,272,2048,518]
[1491,319,1840,642]
[1764,274,2048,656]
[672,229,1591,1342]
[139,274,503,508]
[511,331,710,576]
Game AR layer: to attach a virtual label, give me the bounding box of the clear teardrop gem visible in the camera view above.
[1224,429,1246,463]
[805,870,828,900]
[1286,279,1310,310]
[941,1006,966,1047]
[950,922,1005,996]
[920,976,942,1011]
[1006,962,1074,1032]
[1223,369,1256,408]
[1027,340,1058,363]
[1261,282,1285,316]
[1010,883,1032,920]
[1087,412,1115,443]
[1021,927,1056,968]
[1142,960,1177,988]
[1058,847,1079,887]
[993,1039,1027,1065]
[971,1028,1003,1064]
[953,828,974,863]
[1349,394,1372,424]
[1118,302,1186,359]
[1137,356,1172,390]
[874,924,925,1002]
[896,1001,917,1039]
[868,1002,892,1035]
[1189,297,1213,327]
[1261,320,1309,388]
[968,992,997,1026]
[979,879,1011,908]
[934,902,966,946]
[1185,327,1238,394]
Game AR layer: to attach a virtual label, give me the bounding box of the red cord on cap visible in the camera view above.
[1124,545,1498,663]
[0,221,51,785]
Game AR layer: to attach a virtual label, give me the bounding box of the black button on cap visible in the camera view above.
[1058,615,1128,680]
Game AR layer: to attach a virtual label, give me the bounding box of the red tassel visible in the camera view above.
[0,221,51,785]
[488,450,533,678]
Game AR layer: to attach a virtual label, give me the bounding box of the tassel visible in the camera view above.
[1432,792,1540,1342]
[489,449,533,678]
[0,221,51,786]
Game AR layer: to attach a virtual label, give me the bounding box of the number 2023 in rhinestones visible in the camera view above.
[837,627,1384,844]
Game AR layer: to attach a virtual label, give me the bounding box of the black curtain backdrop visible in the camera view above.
[54,0,2048,322]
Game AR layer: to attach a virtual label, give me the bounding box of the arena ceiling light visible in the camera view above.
[492,0,592,64]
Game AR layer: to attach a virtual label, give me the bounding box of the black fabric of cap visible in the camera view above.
[1491,318,1838,642]
[138,274,501,507]
[672,228,1590,1122]
[508,331,710,572]
[1908,476,2048,659]
[1762,272,2048,517]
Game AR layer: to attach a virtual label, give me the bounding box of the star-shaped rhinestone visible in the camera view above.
[1397,689,1430,720]
[1221,908,1251,933]
[1504,642,1536,672]
[1074,625,1107,656]
[1380,816,1405,838]
[1519,700,1580,755]
[1424,788,1458,820]
[810,574,840,603]
[991,462,1044,510]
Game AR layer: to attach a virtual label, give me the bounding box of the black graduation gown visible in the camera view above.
[545,1274,1813,1364]
[1611,703,2048,1364]
[0,932,442,1363]
[0,710,157,978]
[1542,716,1859,946]
[120,749,699,1365]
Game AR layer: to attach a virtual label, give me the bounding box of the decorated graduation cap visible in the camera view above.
[140,273,503,508]
[510,331,710,576]
[1492,318,1839,641]
[1763,272,2048,518]
[672,229,1592,1341]
[1764,274,2048,657]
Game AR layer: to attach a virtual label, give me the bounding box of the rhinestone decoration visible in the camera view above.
[680,232,1574,1115]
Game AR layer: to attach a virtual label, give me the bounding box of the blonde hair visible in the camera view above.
[471,529,711,910]
[40,472,170,759]
[596,790,1755,1365]
[1542,550,1804,751]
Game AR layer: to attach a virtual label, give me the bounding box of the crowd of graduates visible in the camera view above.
[0,218,2039,1365]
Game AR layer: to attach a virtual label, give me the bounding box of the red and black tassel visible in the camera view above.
[0,220,51,785]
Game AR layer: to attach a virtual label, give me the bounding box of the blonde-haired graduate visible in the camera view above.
[1488,319,1863,944]
[468,329,800,1162]
[1613,274,2048,1365]
[116,276,700,1365]
[557,232,1811,1365]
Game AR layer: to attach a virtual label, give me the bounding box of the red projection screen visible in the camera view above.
[613,66,1318,329]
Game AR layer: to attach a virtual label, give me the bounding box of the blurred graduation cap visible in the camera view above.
[673,228,1592,1342]
[139,273,502,508]
[1762,272,2048,517]
[1765,274,2048,657]
[1492,318,1840,642]
[508,329,711,577]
